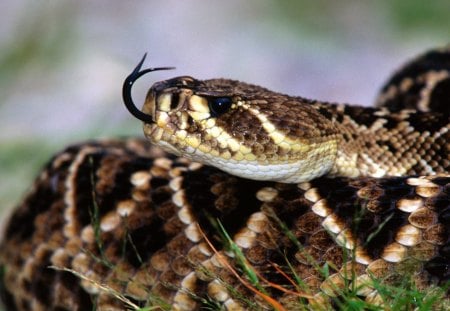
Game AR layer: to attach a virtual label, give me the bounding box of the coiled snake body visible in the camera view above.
[0,48,449,310]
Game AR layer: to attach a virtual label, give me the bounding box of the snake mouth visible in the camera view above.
[141,84,209,158]
[122,54,201,153]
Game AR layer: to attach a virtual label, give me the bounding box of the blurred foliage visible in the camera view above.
[0,3,77,216]
[387,0,450,34]
[0,2,76,100]
[272,0,450,37]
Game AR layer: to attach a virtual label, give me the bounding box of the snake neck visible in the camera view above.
[320,102,449,178]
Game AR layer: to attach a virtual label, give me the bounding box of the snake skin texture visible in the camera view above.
[0,48,449,310]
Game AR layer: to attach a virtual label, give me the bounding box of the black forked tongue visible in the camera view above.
[122,53,175,123]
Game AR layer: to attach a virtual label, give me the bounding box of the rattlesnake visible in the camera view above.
[0,47,449,310]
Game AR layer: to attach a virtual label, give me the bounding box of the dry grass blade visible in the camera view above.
[49,265,142,310]
[197,224,288,311]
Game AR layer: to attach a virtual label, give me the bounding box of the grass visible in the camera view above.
[2,152,445,310]
[53,182,449,311]
[205,220,449,310]
[0,147,448,310]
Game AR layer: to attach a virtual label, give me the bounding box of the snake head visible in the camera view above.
[123,55,339,183]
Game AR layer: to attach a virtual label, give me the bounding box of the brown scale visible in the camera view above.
[0,140,449,310]
[315,103,450,177]
[376,46,450,114]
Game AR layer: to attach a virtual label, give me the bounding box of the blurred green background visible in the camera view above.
[0,0,449,237]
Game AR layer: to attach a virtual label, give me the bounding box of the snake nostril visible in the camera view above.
[187,115,195,127]
[170,93,180,110]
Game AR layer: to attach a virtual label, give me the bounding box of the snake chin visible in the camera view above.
[145,123,334,183]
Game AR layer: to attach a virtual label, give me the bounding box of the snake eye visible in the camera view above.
[208,97,232,117]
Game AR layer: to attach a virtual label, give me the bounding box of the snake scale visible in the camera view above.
[0,47,449,310]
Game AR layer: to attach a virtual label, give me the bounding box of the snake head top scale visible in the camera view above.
[123,54,340,183]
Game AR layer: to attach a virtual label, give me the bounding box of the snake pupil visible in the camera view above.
[208,97,232,117]
[171,93,180,110]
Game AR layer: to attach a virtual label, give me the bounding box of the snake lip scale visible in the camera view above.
[0,47,449,310]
